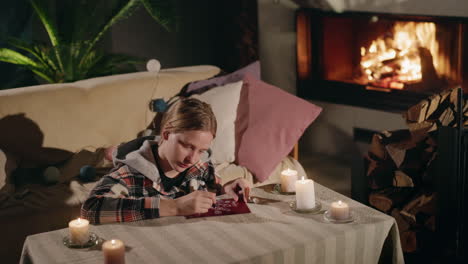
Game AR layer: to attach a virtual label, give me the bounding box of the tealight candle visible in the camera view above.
[280,168,298,192]
[330,200,350,220]
[68,218,89,245]
[295,176,316,209]
[103,239,125,264]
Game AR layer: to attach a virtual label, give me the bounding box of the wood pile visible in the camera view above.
[365,87,468,253]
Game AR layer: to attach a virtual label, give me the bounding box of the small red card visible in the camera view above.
[186,198,251,219]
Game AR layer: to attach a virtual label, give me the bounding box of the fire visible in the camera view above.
[360,22,438,89]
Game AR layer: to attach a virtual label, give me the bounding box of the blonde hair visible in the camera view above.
[159,97,217,138]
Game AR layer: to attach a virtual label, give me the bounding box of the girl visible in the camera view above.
[81,98,250,224]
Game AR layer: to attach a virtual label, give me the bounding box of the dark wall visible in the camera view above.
[110,0,258,72]
[110,0,216,69]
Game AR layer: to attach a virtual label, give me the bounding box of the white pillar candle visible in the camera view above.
[280,168,298,192]
[68,218,89,245]
[103,239,126,264]
[330,200,350,220]
[295,177,316,209]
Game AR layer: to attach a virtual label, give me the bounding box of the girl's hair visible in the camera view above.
[159,97,217,138]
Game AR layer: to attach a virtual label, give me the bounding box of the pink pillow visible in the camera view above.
[235,74,322,182]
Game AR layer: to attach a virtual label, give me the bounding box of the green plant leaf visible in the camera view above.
[30,0,65,73]
[29,0,60,47]
[4,36,58,72]
[31,68,55,83]
[141,0,178,31]
[0,47,56,83]
[0,48,39,67]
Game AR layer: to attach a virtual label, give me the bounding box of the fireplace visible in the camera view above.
[296,8,468,112]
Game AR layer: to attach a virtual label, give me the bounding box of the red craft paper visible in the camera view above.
[186,198,251,219]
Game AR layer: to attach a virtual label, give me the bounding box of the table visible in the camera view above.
[20,183,404,264]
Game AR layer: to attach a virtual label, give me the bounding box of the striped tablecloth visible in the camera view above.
[20,183,404,264]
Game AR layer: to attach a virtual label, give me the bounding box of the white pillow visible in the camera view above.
[191,81,243,164]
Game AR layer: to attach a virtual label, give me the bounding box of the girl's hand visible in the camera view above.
[174,191,216,215]
[223,178,251,203]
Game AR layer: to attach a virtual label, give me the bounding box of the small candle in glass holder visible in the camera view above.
[68,218,89,245]
[103,239,125,264]
[330,200,350,220]
[280,168,298,192]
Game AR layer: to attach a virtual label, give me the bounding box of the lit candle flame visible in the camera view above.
[338,200,342,205]
[77,218,81,223]
[111,239,116,245]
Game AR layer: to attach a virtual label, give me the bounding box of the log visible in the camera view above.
[368,133,386,160]
[400,193,435,225]
[368,188,414,213]
[391,208,410,232]
[404,87,451,123]
[400,230,417,253]
[369,192,393,212]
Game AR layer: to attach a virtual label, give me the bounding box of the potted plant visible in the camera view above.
[0,0,176,84]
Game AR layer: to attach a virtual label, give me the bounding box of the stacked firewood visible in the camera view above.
[369,188,436,252]
[365,87,468,253]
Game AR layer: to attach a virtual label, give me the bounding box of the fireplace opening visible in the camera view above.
[296,9,468,112]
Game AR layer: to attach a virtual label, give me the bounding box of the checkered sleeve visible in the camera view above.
[81,170,160,224]
[186,160,220,193]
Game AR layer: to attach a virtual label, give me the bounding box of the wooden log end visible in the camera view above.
[369,192,393,212]
[401,230,417,253]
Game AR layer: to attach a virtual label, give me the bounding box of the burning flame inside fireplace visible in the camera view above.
[360,22,438,90]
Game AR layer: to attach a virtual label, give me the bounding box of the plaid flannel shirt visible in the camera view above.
[81,158,216,224]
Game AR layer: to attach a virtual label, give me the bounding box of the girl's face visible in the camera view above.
[159,130,213,173]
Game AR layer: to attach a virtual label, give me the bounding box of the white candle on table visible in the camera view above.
[280,168,298,192]
[103,239,126,264]
[330,200,350,220]
[295,176,316,209]
[68,218,89,245]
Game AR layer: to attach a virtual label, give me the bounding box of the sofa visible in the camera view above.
[0,64,317,263]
